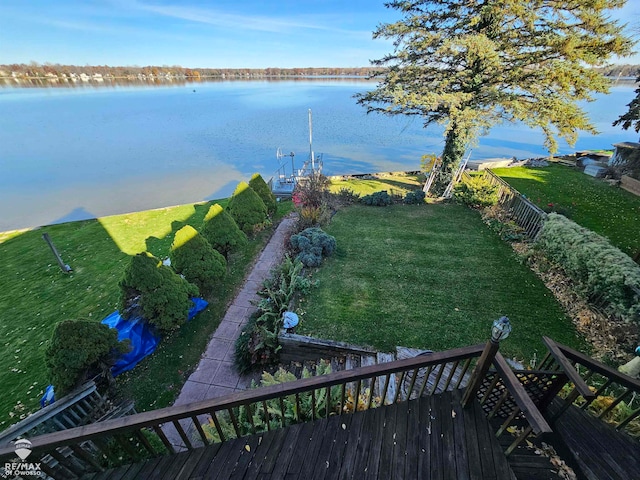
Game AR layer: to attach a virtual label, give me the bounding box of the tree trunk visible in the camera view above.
[431,122,467,196]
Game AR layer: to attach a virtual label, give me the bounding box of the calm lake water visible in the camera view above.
[0,79,637,231]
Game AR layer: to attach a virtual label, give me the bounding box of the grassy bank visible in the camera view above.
[0,199,292,426]
[492,164,640,257]
[298,203,583,361]
[328,173,424,197]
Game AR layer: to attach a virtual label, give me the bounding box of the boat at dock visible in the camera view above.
[269,109,323,197]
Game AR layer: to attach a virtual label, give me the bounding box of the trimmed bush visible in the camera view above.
[119,252,199,332]
[404,189,426,205]
[227,182,268,235]
[453,176,498,207]
[201,203,248,257]
[170,225,226,294]
[290,227,337,267]
[361,190,392,206]
[249,173,277,217]
[45,320,129,395]
[536,213,640,322]
[334,187,360,206]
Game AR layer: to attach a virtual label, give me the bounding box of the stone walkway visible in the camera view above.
[165,215,296,448]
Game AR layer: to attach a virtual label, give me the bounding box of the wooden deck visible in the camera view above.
[82,390,516,480]
[547,398,640,480]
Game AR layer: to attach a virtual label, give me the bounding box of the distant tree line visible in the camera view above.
[595,64,640,78]
[0,63,384,85]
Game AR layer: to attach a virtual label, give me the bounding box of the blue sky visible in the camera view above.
[0,0,638,68]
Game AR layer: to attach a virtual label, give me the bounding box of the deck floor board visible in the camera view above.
[87,391,516,480]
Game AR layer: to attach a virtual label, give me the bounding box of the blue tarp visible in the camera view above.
[101,297,208,376]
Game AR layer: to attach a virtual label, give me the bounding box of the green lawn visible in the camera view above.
[0,200,292,427]
[328,173,424,197]
[491,164,640,257]
[297,203,583,362]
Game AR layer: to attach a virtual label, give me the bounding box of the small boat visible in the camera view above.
[269,109,323,197]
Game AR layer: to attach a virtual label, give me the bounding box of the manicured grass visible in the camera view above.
[297,204,583,362]
[328,173,424,197]
[491,164,640,257]
[0,200,293,427]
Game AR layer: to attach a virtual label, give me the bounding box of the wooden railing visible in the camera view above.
[0,342,554,477]
[483,169,547,239]
[0,381,129,445]
[540,336,640,436]
[473,352,553,456]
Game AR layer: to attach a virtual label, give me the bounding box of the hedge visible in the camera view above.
[536,213,640,323]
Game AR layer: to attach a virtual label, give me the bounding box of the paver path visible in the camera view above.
[165,215,296,448]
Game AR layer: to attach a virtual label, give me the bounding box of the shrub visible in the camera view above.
[201,203,248,257]
[170,225,226,294]
[333,187,360,206]
[119,252,199,333]
[202,362,343,440]
[296,204,332,231]
[227,182,268,235]
[256,255,315,314]
[404,189,426,205]
[453,176,498,207]
[249,173,277,217]
[289,227,337,267]
[294,172,330,208]
[45,320,129,395]
[536,213,640,322]
[361,190,392,206]
[234,310,281,374]
[235,256,315,373]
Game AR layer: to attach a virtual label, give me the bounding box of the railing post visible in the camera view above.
[461,316,512,408]
[461,340,500,408]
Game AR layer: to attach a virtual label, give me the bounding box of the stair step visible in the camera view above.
[395,346,471,399]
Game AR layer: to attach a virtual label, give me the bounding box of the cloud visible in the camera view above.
[126,0,371,38]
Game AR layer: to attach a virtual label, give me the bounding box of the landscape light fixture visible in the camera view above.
[491,316,512,344]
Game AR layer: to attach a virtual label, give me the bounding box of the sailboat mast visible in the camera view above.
[308,108,315,171]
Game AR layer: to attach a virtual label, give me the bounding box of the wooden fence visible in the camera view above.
[0,343,552,478]
[482,169,547,239]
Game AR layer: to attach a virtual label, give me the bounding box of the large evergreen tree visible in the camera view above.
[357,0,634,194]
[613,71,640,138]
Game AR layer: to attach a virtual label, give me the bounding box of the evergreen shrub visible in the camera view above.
[170,225,226,294]
[536,213,640,322]
[404,189,426,204]
[249,173,278,217]
[201,203,247,257]
[119,252,199,332]
[453,176,498,207]
[361,190,392,206]
[289,227,337,267]
[45,320,129,395]
[227,182,268,234]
